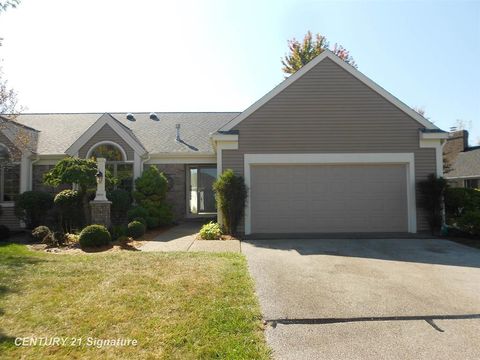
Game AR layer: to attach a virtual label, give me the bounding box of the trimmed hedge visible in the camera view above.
[79,225,111,248]
[14,191,54,229]
[127,221,146,239]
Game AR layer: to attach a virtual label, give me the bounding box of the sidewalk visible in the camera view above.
[139,222,240,253]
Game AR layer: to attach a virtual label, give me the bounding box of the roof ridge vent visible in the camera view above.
[126,113,135,121]
[149,112,159,121]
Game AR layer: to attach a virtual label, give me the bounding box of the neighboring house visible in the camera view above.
[443,130,480,189]
[0,51,447,235]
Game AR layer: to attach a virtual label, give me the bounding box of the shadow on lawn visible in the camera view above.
[0,242,47,327]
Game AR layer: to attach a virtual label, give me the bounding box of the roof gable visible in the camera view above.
[66,113,147,156]
[219,50,438,132]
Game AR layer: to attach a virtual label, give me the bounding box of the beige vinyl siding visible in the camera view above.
[223,58,437,232]
[78,124,134,160]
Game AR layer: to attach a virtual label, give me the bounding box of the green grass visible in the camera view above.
[0,243,270,359]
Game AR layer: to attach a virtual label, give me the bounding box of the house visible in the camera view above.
[443,130,480,189]
[0,50,447,235]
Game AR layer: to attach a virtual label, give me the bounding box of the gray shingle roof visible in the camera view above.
[445,147,480,178]
[11,112,239,155]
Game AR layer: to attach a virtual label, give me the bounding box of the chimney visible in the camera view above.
[443,130,469,164]
[175,124,181,142]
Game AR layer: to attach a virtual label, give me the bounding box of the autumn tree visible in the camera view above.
[281,31,356,76]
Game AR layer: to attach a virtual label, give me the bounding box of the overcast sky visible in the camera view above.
[0,0,479,143]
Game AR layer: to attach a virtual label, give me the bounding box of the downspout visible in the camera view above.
[29,154,40,191]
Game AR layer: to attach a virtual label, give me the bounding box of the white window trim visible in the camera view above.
[243,153,417,235]
[86,140,129,162]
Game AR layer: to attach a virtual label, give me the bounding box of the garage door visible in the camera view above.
[250,164,408,234]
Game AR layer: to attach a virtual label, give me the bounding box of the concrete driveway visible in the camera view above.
[242,238,480,360]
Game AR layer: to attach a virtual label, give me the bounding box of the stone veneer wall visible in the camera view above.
[145,164,186,221]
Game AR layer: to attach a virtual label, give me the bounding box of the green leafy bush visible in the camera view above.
[127,221,146,239]
[32,226,52,242]
[199,221,223,240]
[128,206,149,222]
[131,166,173,229]
[54,189,82,233]
[445,188,480,221]
[110,225,127,241]
[107,189,132,224]
[213,169,247,235]
[456,210,480,236]
[79,225,111,248]
[0,225,10,241]
[14,191,54,228]
[418,174,448,235]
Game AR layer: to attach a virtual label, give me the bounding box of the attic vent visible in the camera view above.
[149,112,159,121]
[175,124,181,142]
[126,113,135,121]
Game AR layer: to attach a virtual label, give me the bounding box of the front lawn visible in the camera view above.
[0,244,270,359]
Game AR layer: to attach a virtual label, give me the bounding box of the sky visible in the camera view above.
[0,0,479,143]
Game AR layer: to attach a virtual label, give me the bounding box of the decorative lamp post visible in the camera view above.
[93,158,108,201]
[90,157,111,226]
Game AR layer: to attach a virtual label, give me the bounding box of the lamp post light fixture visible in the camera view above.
[95,170,103,184]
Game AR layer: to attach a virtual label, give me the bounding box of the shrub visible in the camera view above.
[14,191,54,228]
[456,210,480,236]
[127,221,146,239]
[110,225,127,241]
[65,233,80,245]
[108,189,132,224]
[32,226,52,242]
[54,189,82,233]
[213,169,247,235]
[79,225,111,248]
[445,188,480,221]
[128,206,149,222]
[199,221,223,240]
[0,225,10,241]
[131,166,173,229]
[418,174,448,235]
[132,217,147,226]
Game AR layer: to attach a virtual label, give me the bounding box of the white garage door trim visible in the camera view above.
[244,153,416,235]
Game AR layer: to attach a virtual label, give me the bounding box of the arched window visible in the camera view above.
[0,144,20,202]
[89,143,133,192]
[90,144,124,162]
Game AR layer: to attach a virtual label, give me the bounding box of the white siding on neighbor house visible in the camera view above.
[222,58,436,232]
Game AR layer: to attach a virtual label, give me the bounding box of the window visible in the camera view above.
[0,144,20,202]
[464,179,479,189]
[89,143,133,192]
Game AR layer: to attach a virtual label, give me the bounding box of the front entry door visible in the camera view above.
[189,166,217,214]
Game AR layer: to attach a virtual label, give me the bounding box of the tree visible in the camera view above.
[0,1,20,13]
[44,157,97,224]
[213,169,247,235]
[281,31,356,76]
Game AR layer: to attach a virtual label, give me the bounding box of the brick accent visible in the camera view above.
[90,200,112,227]
[443,130,469,166]
[145,164,186,221]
